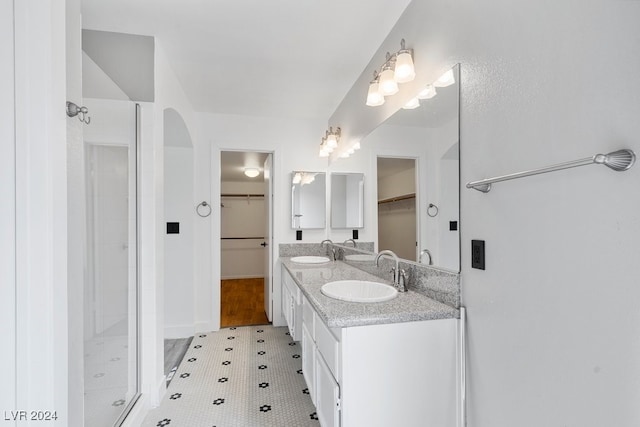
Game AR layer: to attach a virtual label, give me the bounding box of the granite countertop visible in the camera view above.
[281,257,459,328]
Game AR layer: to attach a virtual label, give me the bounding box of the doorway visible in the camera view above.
[377,157,418,261]
[220,151,272,327]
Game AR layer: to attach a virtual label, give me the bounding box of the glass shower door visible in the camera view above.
[83,100,139,426]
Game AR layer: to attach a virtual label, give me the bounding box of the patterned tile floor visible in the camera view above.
[142,325,320,427]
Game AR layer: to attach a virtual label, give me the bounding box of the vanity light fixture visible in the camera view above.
[319,127,341,158]
[366,71,385,107]
[365,39,415,107]
[244,168,260,178]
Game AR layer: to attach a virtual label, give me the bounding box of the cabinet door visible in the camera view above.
[316,350,340,427]
[302,323,316,405]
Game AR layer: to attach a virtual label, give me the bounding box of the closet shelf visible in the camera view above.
[378,193,416,205]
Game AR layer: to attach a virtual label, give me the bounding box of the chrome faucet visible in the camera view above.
[343,239,357,247]
[375,250,408,292]
[419,249,433,266]
[321,239,333,258]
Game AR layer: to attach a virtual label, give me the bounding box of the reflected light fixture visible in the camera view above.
[244,168,260,178]
[365,38,415,107]
[434,69,455,87]
[417,84,437,99]
[403,97,420,110]
[319,127,341,157]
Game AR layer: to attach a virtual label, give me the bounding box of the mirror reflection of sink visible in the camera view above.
[291,256,331,264]
[321,280,398,303]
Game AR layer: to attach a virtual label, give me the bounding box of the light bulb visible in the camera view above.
[379,67,398,96]
[417,84,437,100]
[319,147,330,157]
[434,69,455,87]
[403,97,420,110]
[339,151,350,158]
[366,81,385,106]
[352,141,361,150]
[326,133,338,148]
[394,51,415,83]
[292,173,301,184]
[244,168,260,178]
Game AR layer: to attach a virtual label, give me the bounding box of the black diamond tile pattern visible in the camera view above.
[142,325,319,427]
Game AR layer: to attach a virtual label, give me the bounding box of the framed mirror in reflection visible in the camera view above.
[291,171,326,229]
[331,173,364,229]
[368,64,460,272]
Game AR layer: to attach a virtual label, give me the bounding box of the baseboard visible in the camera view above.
[195,320,218,333]
[164,324,195,339]
[221,275,264,280]
[120,395,149,427]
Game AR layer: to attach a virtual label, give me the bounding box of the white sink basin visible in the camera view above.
[321,280,398,303]
[291,256,331,264]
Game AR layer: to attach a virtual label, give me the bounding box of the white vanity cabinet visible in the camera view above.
[300,295,458,427]
[281,266,302,341]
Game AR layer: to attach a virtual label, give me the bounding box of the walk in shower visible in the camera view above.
[83,99,140,426]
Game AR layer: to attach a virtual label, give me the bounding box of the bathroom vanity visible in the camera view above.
[281,259,460,427]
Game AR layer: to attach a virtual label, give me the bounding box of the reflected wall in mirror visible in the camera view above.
[291,171,326,229]
[377,158,417,261]
[331,173,364,229]
[366,64,460,271]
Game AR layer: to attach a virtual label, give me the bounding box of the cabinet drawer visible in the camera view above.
[315,316,340,380]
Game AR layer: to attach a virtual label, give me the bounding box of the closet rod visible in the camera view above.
[221,193,264,198]
[378,193,416,205]
[466,149,635,193]
[221,237,265,240]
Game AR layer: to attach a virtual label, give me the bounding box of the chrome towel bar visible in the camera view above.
[466,149,635,193]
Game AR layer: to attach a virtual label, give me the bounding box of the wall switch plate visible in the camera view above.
[352,229,358,240]
[472,239,485,270]
[166,222,180,234]
[296,230,302,241]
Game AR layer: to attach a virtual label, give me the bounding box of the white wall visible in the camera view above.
[65,0,84,424]
[220,180,266,279]
[12,2,69,425]
[331,1,640,425]
[164,146,195,337]
[0,0,16,417]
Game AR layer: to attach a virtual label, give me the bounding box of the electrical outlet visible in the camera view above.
[352,229,358,240]
[471,240,485,270]
[296,230,302,241]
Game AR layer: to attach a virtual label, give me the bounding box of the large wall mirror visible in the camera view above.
[365,64,460,272]
[291,171,326,229]
[331,173,364,229]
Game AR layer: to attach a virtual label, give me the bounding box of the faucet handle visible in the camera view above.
[398,269,409,292]
[390,266,397,283]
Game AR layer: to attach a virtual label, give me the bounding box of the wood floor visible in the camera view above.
[220,278,270,328]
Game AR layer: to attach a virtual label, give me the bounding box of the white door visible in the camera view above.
[0,0,16,409]
[263,154,273,321]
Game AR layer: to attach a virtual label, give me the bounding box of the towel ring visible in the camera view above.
[427,203,439,217]
[196,201,212,217]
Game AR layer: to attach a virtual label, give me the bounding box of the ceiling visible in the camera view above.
[220,151,270,183]
[81,0,413,120]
